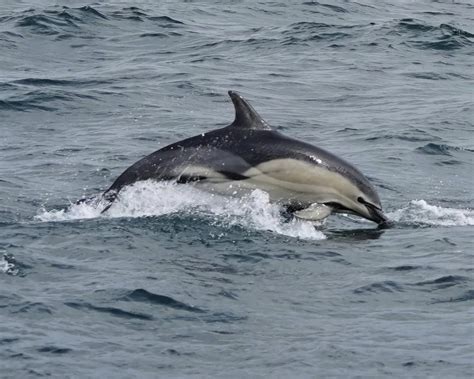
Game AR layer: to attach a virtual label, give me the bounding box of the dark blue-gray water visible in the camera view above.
[1,0,473,377]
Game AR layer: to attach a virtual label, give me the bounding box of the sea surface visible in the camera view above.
[1,0,473,377]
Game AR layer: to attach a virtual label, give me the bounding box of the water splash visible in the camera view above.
[35,181,325,240]
[388,200,474,226]
[0,254,19,276]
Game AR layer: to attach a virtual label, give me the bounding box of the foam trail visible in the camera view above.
[388,200,474,226]
[35,181,325,240]
[36,200,103,221]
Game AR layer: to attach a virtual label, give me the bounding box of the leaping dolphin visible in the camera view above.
[96,91,389,226]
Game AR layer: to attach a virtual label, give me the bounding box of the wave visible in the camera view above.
[110,6,184,25]
[395,18,473,51]
[64,292,244,324]
[37,346,72,354]
[11,6,107,36]
[416,143,473,156]
[302,2,348,13]
[388,200,474,226]
[65,302,153,321]
[119,289,205,313]
[0,98,55,112]
[353,280,404,294]
[280,21,353,45]
[0,89,99,112]
[8,6,184,30]
[434,289,474,303]
[12,77,111,88]
[413,275,468,290]
[274,16,474,51]
[353,275,472,303]
[76,5,108,20]
[34,182,474,239]
[15,14,78,35]
[35,181,326,240]
[0,77,111,111]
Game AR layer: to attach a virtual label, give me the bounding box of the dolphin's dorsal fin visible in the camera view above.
[228,90,272,130]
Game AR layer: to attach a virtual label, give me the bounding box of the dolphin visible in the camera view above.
[96,91,389,226]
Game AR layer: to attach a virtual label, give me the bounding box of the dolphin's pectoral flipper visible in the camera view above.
[176,171,249,184]
[216,171,249,181]
[100,190,119,214]
[293,203,333,221]
[76,190,118,214]
[176,175,208,184]
[76,194,98,206]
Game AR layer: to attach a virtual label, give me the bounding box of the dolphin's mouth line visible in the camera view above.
[356,197,390,226]
[366,203,392,227]
[327,200,391,227]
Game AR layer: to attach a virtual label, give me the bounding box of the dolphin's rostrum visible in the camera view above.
[98,91,389,226]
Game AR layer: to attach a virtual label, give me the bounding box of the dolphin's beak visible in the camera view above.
[366,204,392,227]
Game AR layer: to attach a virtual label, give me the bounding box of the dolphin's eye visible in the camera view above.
[357,197,366,204]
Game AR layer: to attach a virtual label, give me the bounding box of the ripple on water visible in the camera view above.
[119,289,205,313]
[302,2,348,13]
[64,302,153,321]
[387,265,428,272]
[0,337,20,345]
[10,302,53,315]
[13,77,113,88]
[353,280,404,294]
[433,290,474,304]
[395,19,474,51]
[37,346,72,354]
[412,275,469,290]
[416,143,473,156]
[0,89,99,112]
[352,274,472,307]
[67,290,246,325]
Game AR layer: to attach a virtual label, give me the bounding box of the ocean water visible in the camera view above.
[1,0,473,377]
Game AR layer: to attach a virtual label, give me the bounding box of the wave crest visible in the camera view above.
[388,200,474,226]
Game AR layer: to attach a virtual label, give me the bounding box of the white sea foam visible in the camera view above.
[36,183,473,238]
[0,254,18,276]
[35,181,326,240]
[388,200,474,226]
